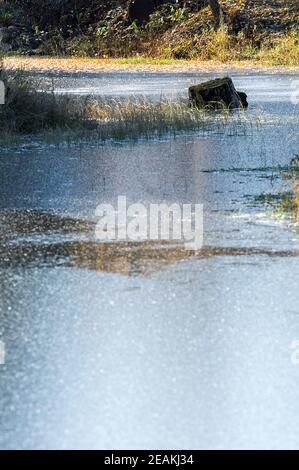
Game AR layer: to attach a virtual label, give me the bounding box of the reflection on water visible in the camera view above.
[1,210,298,276]
[0,210,299,275]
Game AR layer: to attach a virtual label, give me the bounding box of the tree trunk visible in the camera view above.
[209,0,222,30]
[189,77,248,109]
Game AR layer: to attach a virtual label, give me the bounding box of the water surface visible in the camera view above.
[0,71,299,449]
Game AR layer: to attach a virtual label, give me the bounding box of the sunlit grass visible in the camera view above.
[116,57,185,66]
[257,33,299,67]
[3,42,299,74]
[86,97,225,140]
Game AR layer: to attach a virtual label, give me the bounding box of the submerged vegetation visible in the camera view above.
[280,156,299,219]
[256,157,299,221]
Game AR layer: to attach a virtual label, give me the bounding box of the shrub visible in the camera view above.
[258,32,299,66]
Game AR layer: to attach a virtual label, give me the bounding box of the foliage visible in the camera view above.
[1,1,298,65]
[258,32,299,66]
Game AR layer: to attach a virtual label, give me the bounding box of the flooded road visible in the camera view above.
[0,71,299,449]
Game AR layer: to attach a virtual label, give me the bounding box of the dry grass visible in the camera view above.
[160,26,299,65]
[256,157,299,221]
[0,65,263,142]
[283,157,299,219]
[86,96,231,141]
[257,32,299,66]
[3,56,247,73]
[0,72,95,133]
[0,90,256,143]
[3,56,299,77]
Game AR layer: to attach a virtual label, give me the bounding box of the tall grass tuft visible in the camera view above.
[0,68,260,142]
[86,96,232,140]
[0,71,96,133]
[284,156,299,219]
[257,157,299,221]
